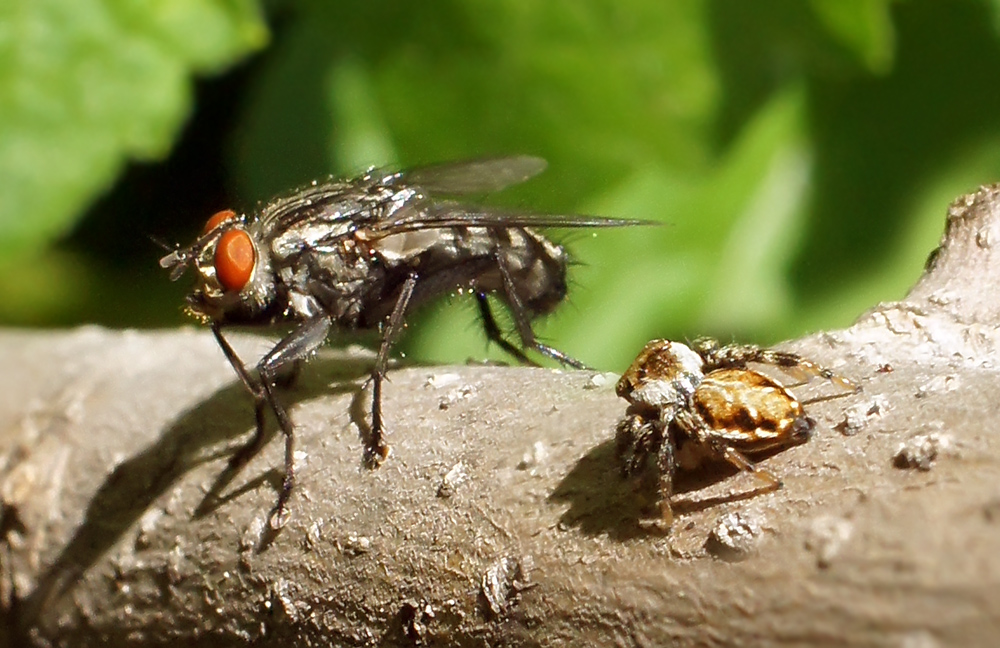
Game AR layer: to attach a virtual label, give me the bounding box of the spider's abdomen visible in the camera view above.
[692,368,814,452]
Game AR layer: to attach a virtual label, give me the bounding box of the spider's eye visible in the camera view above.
[214,229,255,292]
[203,209,238,234]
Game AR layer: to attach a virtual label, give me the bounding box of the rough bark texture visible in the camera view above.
[4,186,1000,647]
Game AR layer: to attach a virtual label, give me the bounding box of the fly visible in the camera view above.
[160,156,645,526]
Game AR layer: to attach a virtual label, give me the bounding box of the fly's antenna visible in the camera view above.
[155,236,194,281]
[149,235,175,252]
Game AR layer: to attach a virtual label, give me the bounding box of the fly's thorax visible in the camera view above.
[617,340,706,410]
[268,213,356,260]
[183,218,280,325]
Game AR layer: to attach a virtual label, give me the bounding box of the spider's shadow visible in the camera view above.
[16,353,372,635]
[549,441,785,541]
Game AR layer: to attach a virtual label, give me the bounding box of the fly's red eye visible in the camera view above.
[214,229,255,292]
[203,209,238,234]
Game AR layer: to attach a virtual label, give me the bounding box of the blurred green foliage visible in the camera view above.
[4,0,1000,371]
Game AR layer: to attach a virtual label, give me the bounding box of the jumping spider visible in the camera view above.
[614,338,858,525]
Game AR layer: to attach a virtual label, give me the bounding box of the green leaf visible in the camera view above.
[233,0,719,207]
[798,132,1000,334]
[810,0,897,73]
[241,1,720,369]
[325,58,398,173]
[0,0,266,260]
[552,87,812,369]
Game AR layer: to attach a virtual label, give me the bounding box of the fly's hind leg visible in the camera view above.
[475,293,539,366]
[493,252,587,370]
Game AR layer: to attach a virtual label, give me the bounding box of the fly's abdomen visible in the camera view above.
[371,226,569,318]
[501,228,569,316]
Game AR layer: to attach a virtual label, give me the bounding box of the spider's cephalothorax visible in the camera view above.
[160,156,644,526]
[614,338,857,525]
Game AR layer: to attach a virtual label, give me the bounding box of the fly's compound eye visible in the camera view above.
[203,209,238,234]
[214,229,256,292]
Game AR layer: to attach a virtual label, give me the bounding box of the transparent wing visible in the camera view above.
[262,157,655,250]
[258,157,547,230]
[399,156,548,195]
[367,201,653,236]
[258,181,358,231]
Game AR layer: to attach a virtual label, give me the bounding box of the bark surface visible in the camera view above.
[4,186,1000,646]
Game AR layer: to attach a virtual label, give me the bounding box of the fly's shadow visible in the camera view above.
[549,440,789,540]
[191,358,380,520]
[15,352,372,637]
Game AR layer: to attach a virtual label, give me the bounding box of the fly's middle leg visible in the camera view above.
[367,272,419,468]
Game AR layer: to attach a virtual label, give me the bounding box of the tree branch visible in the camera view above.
[5,186,1000,646]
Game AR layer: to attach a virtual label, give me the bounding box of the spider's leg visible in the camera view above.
[693,338,859,394]
[674,409,782,492]
[691,339,762,372]
[616,409,676,525]
[755,350,859,393]
[615,409,663,477]
[653,420,678,526]
[717,446,782,490]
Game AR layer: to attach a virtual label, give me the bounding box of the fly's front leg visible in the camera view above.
[211,323,270,466]
[493,252,587,370]
[213,316,332,527]
[257,315,332,526]
[367,272,419,468]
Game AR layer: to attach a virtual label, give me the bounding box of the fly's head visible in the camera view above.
[616,339,705,413]
[159,209,277,324]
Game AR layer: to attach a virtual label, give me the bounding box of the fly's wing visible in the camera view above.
[267,157,654,250]
[382,156,652,230]
[398,156,548,195]
[253,157,545,232]
[257,180,361,232]
[367,201,652,236]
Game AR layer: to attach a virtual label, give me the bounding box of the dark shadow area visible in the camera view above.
[15,353,373,638]
[549,441,648,541]
[194,462,285,520]
[550,440,792,540]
